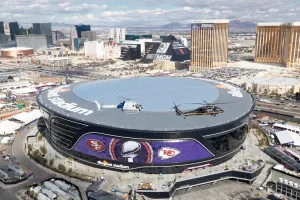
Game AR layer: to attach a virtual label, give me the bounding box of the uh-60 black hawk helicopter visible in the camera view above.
[172,100,232,118]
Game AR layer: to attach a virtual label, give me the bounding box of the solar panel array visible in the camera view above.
[265,146,300,172]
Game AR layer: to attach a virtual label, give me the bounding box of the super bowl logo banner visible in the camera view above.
[73,134,213,166]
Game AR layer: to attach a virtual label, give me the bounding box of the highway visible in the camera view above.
[255,101,300,118]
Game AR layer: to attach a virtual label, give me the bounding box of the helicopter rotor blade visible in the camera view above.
[181,103,206,105]
[203,100,209,105]
[209,102,234,105]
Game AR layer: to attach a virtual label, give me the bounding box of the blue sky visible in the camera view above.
[0,0,300,26]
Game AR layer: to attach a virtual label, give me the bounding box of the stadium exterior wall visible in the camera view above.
[39,103,253,174]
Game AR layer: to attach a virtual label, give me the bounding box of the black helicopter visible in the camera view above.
[172,101,231,118]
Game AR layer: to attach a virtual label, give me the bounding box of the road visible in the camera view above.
[9,120,89,200]
[256,101,300,118]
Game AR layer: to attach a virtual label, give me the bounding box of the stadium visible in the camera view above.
[37,77,255,174]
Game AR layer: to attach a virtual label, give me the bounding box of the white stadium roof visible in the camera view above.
[0,121,22,135]
[8,109,41,124]
[276,130,300,146]
[12,87,38,95]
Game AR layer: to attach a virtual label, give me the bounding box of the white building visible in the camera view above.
[121,28,126,41]
[109,28,114,39]
[84,40,106,58]
[179,38,189,48]
[16,35,48,51]
[240,77,300,95]
[108,28,126,44]
[0,81,31,92]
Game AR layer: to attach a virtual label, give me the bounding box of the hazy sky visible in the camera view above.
[1,0,300,26]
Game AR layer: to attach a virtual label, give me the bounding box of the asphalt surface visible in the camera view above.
[9,120,89,200]
[0,186,19,200]
[256,101,300,118]
[0,122,45,200]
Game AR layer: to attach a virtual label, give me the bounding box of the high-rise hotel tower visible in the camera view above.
[190,20,229,72]
[255,22,300,68]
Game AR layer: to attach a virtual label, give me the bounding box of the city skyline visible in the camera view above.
[0,0,299,26]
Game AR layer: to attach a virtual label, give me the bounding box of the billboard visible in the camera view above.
[156,42,170,54]
[191,23,214,31]
[172,42,185,49]
[73,133,213,167]
[145,54,172,61]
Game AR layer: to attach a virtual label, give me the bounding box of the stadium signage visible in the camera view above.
[172,42,185,49]
[156,42,170,54]
[146,54,172,61]
[191,23,214,30]
[214,81,243,98]
[97,160,130,169]
[47,86,93,116]
[87,139,106,152]
[158,147,181,160]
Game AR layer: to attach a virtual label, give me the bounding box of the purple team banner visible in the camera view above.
[73,133,213,165]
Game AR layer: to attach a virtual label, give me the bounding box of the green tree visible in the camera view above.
[28,144,32,152]
[40,146,47,155]
[58,164,66,173]
[37,134,43,141]
[41,158,47,165]
[49,159,54,167]
[32,149,39,157]
[67,168,72,174]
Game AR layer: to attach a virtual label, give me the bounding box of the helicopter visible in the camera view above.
[172,100,231,118]
[94,97,143,112]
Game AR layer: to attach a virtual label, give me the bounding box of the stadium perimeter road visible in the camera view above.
[0,187,18,200]
[9,121,89,200]
[173,180,255,200]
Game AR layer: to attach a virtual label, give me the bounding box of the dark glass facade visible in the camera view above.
[9,22,19,41]
[121,44,141,60]
[41,107,250,173]
[33,23,53,46]
[0,22,4,34]
[206,125,247,153]
[75,25,90,38]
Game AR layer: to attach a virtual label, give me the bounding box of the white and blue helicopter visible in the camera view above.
[94,98,143,113]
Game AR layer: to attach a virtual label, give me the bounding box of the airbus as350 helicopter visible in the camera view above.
[172,100,232,118]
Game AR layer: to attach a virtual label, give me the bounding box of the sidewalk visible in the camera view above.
[12,121,89,200]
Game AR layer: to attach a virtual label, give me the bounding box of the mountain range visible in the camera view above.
[159,19,257,30]
[20,19,257,30]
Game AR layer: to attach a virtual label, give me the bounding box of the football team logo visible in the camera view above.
[158,147,181,160]
[87,139,106,152]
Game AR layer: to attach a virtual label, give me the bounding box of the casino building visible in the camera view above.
[190,20,229,72]
[141,35,190,63]
[37,77,255,174]
[255,22,300,68]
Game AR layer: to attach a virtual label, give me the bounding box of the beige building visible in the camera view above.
[240,77,300,95]
[153,60,179,70]
[190,20,229,72]
[153,60,190,71]
[255,22,300,68]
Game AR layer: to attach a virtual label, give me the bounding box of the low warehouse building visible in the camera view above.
[0,47,34,58]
